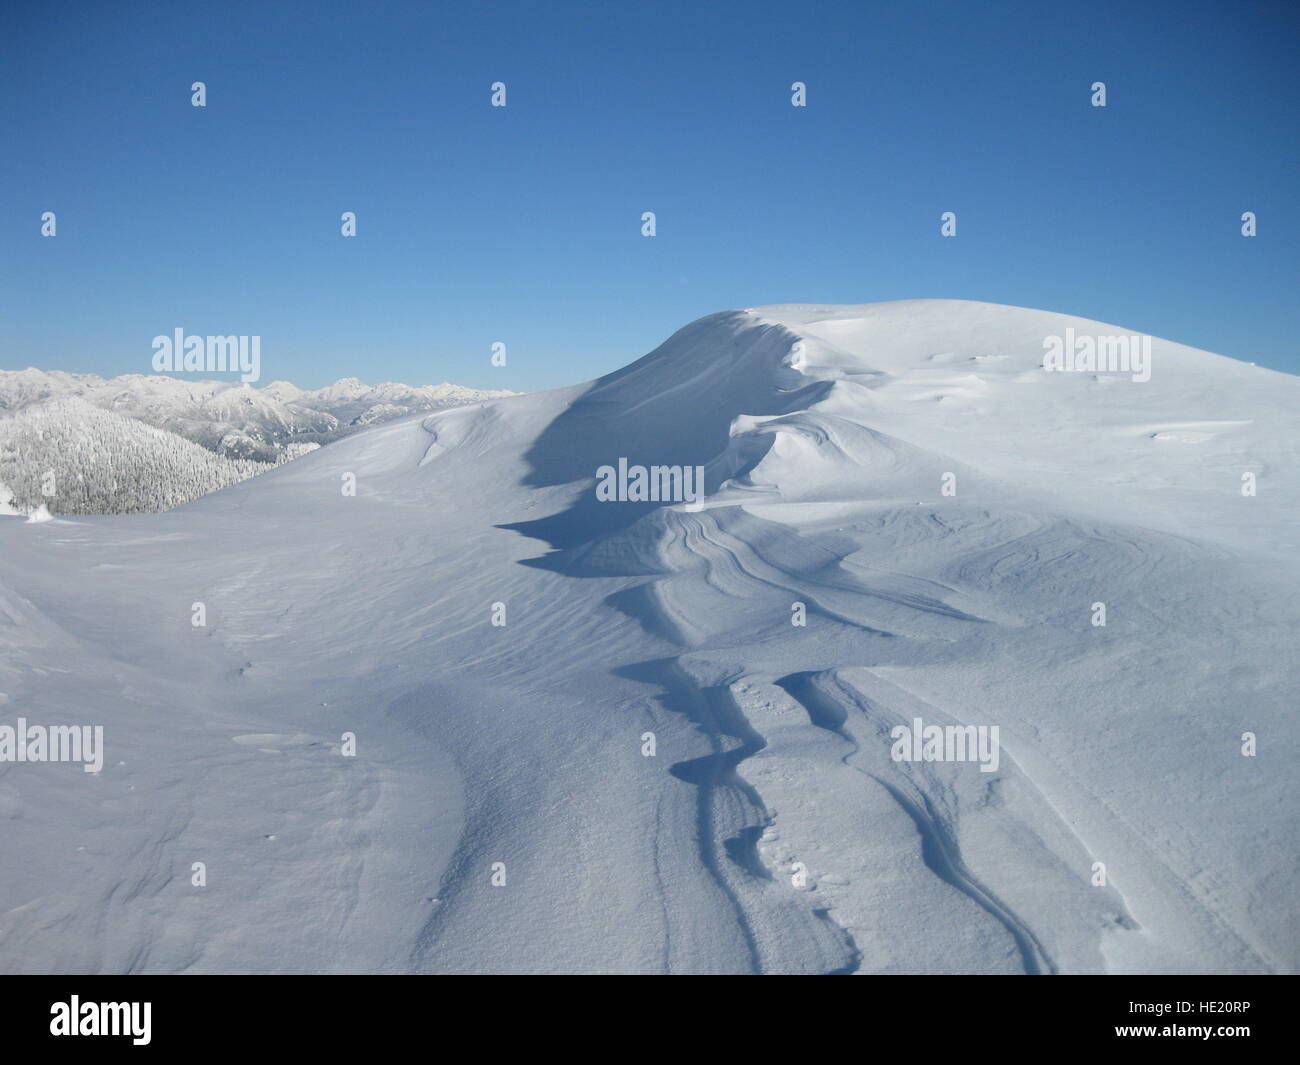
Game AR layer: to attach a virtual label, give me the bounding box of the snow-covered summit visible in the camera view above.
[0,301,1294,975]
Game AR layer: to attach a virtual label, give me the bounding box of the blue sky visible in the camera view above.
[2,0,1296,391]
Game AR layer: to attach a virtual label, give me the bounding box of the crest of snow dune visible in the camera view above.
[0,301,1294,976]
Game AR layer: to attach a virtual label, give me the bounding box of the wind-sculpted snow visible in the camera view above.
[0,301,1295,973]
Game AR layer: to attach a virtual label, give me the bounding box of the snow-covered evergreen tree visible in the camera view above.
[0,397,274,515]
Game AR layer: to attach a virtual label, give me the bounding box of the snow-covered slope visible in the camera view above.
[0,300,1295,974]
[0,369,516,462]
[0,397,273,515]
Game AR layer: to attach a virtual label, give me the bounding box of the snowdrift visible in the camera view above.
[0,300,1295,974]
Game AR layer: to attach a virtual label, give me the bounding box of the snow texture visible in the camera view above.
[0,300,1295,974]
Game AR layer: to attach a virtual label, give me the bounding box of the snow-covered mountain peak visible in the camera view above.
[646,301,1299,555]
[1,301,1294,976]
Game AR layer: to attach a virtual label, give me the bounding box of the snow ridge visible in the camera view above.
[0,300,1294,974]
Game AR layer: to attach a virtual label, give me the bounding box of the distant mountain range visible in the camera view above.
[0,368,516,463]
[0,369,517,514]
[0,396,274,516]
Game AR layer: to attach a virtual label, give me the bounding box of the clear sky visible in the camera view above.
[2,0,1296,391]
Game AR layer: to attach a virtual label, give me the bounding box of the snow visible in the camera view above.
[0,300,1295,974]
[0,397,272,515]
[0,369,516,463]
